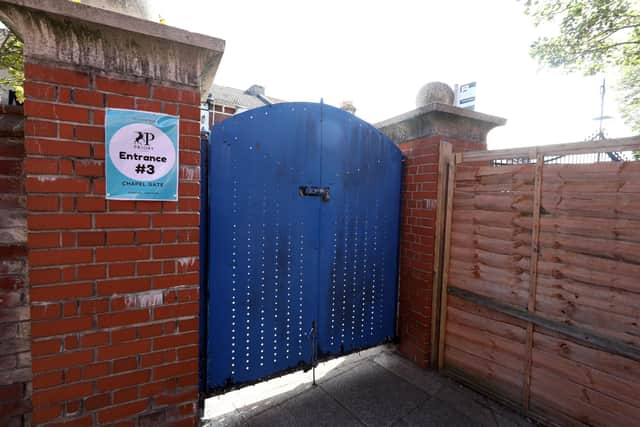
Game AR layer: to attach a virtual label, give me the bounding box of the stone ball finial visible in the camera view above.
[416,82,455,107]
[340,101,356,115]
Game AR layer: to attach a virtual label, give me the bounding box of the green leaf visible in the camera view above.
[0,31,24,102]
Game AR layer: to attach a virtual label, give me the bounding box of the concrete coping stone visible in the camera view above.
[376,102,507,145]
[0,0,225,52]
[0,0,225,92]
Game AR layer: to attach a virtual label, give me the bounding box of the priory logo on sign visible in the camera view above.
[134,131,156,150]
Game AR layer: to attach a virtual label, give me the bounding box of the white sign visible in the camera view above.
[105,109,179,201]
[456,82,476,110]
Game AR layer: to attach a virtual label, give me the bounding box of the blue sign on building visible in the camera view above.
[105,108,179,201]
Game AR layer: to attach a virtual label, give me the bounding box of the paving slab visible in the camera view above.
[392,396,478,427]
[372,350,450,396]
[247,386,362,427]
[204,409,246,427]
[319,359,430,426]
[434,382,535,427]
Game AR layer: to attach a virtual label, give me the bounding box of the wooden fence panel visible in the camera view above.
[438,137,640,426]
[448,163,534,310]
[531,330,640,426]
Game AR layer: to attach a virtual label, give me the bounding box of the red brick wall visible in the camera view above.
[396,136,486,368]
[212,104,235,125]
[0,106,31,427]
[23,62,201,426]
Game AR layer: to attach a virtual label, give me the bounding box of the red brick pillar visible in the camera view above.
[377,102,505,368]
[0,1,224,425]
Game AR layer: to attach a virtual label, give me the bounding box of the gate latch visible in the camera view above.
[298,185,330,202]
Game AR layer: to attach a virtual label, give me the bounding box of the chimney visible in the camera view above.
[340,100,356,115]
[245,85,265,96]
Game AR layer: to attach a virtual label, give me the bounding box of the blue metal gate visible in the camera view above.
[204,102,401,392]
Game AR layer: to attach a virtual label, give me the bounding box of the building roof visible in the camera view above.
[207,84,285,110]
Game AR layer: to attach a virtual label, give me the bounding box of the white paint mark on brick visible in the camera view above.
[177,257,197,270]
[124,291,164,308]
[181,166,198,181]
[420,198,437,210]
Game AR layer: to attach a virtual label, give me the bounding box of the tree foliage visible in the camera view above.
[0,31,24,103]
[524,0,640,132]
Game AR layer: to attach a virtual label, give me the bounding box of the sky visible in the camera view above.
[150,0,634,150]
[2,1,633,149]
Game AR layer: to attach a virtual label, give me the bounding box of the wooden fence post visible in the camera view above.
[522,152,544,408]
[437,152,458,371]
[430,142,453,367]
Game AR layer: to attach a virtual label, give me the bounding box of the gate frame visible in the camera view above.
[198,131,211,402]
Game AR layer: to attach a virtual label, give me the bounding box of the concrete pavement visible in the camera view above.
[202,346,536,427]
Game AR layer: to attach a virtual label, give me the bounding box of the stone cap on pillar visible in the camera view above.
[376,102,506,145]
[0,0,225,96]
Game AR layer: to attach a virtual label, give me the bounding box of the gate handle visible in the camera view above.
[298,185,330,202]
